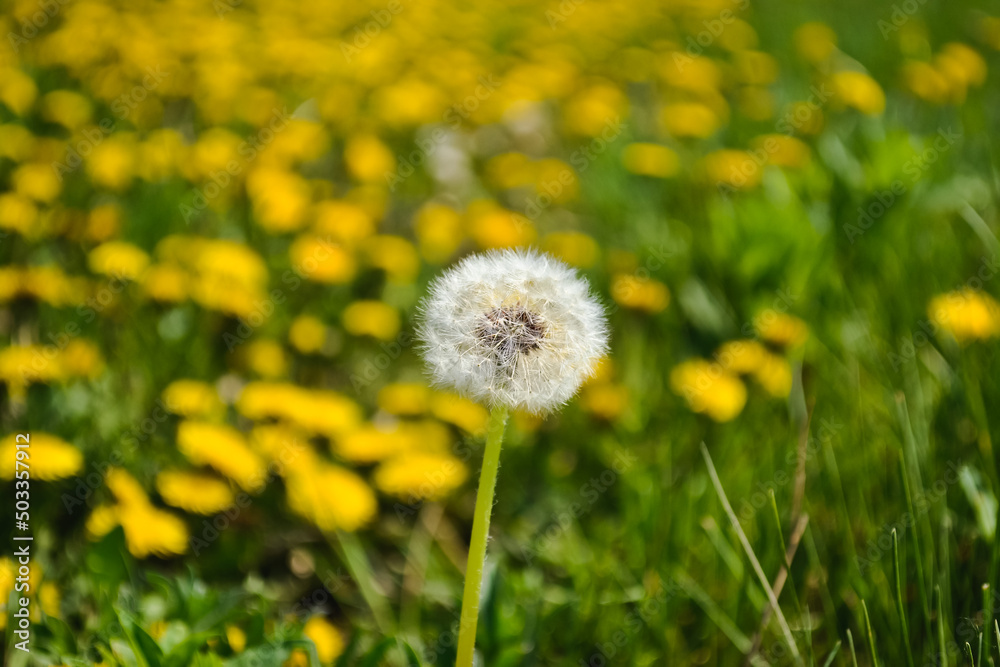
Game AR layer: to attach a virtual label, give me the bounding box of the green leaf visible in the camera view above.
[131,622,165,667]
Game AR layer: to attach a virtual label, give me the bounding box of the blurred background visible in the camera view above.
[2,0,1000,664]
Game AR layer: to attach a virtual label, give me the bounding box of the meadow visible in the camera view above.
[2,0,1000,665]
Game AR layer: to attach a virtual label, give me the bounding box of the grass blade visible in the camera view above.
[892,529,916,667]
[863,599,879,667]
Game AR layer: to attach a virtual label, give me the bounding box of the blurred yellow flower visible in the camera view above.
[793,22,837,64]
[611,274,670,313]
[753,353,793,397]
[87,134,136,190]
[468,205,535,249]
[313,201,375,247]
[670,359,747,422]
[138,129,185,182]
[0,68,38,116]
[177,421,267,492]
[716,340,769,374]
[290,235,356,284]
[430,392,489,434]
[344,134,395,182]
[106,468,150,507]
[156,470,236,515]
[831,71,885,115]
[0,193,38,235]
[88,241,150,279]
[162,379,224,418]
[243,340,289,378]
[928,289,1000,343]
[60,339,104,379]
[541,231,599,268]
[563,83,628,136]
[0,433,82,481]
[377,382,430,416]
[226,625,247,654]
[85,203,122,241]
[141,264,189,302]
[701,150,762,190]
[39,582,60,618]
[12,163,61,203]
[414,203,464,263]
[752,134,811,169]
[289,315,328,353]
[342,301,400,341]
[757,312,810,348]
[247,168,312,233]
[375,452,468,501]
[364,235,420,283]
[250,424,311,463]
[119,503,189,558]
[303,617,345,664]
[334,423,411,463]
[901,61,952,105]
[661,102,720,138]
[237,382,361,437]
[621,143,679,178]
[41,90,93,129]
[86,504,120,539]
[579,383,629,420]
[0,124,36,162]
[286,463,376,532]
[938,42,987,87]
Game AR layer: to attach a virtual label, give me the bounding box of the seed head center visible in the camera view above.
[477,305,546,363]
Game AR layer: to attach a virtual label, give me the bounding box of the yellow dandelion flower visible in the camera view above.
[333,423,411,463]
[162,380,224,418]
[226,625,247,654]
[0,433,82,481]
[250,423,311,463]
[364,235,420,284]
[237,382,361,437]
[794,22,837,64]
[468,206,535,250]
[660,102,720,138]
[716,340,769,374]
[243,340,289,378]
[0,193,38,235]
[541,231,599,268]
[611,274,670,313]
[85,504,120,539]
[40,90,92,129]
[106,468,149,508]
[12,163,61,203]
[85,203,122,241]
[939,43,987,87]
[177,421,267,492]
[342,301,400,341]
[60,339,104,379]
[290,235,356,284]
[141,264,189,302]
[399,419,452,453]
[0,68,38,116]
[901,61,951,105]
[701,150,762,191]
[87,134,136,190]
[621,143,679,178]
[0,345,62,387]
[246,168,312,233]
[88,241,150,280]
[344,134,395,182]
[303,617,345,664]
[928,289,1000,343]
[375,452,468,501]
[430,392,489,434]
[39,582,61,617]
[286,463,376,532]
[414,203,464,263]
[19,266,89,307]
[377,382,430,416]
[118,503,189,558]
[753,354,793,398]
[831,71,886,115]
[138,129,185,182]
[563,83,628,136]
[313,201,376,247]
[670,359,747,422]
[289,315,327,354]
[757,312,810,348]
[156,471,235,515]
[579,383,629,420]
[0,124,36,162]
[752,134,811,169]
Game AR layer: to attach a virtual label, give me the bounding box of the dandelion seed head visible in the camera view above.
[418,248,609,413]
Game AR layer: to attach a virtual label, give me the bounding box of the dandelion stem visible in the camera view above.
[455,404,509,667]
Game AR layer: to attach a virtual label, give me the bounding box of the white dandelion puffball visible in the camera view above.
[418,249,609,414]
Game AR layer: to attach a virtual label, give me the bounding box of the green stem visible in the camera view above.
[455,405,509,667]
